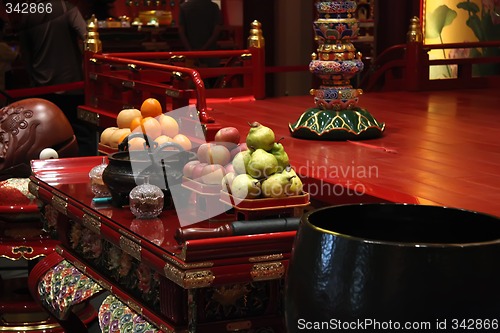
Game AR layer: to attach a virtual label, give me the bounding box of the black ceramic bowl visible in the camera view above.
[285,204,500,332]
[102,142,195,207]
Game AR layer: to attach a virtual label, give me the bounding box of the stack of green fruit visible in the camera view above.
[222,122,304,200]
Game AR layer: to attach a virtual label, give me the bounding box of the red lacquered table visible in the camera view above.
[28,156,293,333]
[26,88,500,332]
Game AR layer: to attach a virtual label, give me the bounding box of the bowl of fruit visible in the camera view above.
[183,122,309,220]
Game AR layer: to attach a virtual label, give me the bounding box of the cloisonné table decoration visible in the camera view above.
[289,0,385,140]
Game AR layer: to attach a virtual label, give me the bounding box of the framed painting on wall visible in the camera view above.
[422,0,500,79]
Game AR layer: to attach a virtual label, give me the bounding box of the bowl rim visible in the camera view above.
[303,203,500,248]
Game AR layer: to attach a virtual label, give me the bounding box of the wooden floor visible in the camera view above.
[207,88,500,217]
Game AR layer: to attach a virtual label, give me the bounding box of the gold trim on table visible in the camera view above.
[250,261,285,281]
[97,279,113,293]
[73,260,87,274]
[51,195,68,215]
[249,253,284,263]
[125,299,143,316]
[164,262,215,289]
[162,254,214,269]
[159,323,175,333]
[119,236,142,261]
[82,210,102,235]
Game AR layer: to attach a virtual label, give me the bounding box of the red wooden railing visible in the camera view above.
[81,46,264,130]
[78,18,266,133]
[100,48,266,100]
[84,53,212,122]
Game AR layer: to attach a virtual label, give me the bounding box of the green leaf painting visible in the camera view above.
[466,14,485,40]
[425,5,458,39]
[426,1,500,78]
[456,0,500,76]
[457,1,480,13]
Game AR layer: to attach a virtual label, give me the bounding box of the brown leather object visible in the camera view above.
[0,98,79,171]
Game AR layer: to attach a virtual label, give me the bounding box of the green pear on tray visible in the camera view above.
[225,122,304,199]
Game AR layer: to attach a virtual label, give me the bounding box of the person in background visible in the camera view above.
[178,0,223,86]
[9,0,96,156]
[178,0,222,52]
[0,18,17,93]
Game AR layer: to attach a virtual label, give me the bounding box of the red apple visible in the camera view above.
[214,127,241,149]
[201,164,226,185]
[191,162,208,181]
[197,143,231,166]
[182,160,200,178]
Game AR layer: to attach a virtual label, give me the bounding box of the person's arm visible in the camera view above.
[178,25,192,51]
[200,6,223,51]
[178,7,192,51]
[67,5,87,40]
[200,24,221,51]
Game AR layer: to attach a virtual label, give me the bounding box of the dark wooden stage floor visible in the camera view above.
[207,88,499,217]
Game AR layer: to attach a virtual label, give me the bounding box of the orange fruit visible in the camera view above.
[128,137,147,151]
[154,135,172,146]
[172,134,192,151]
[118,132,130,146]
[129,116,143,131]
[117,108,141,129]
[100,127,118,145]
[109,128,131,148]
[139,117,162,139]
[140,98,163,118]
[157,114,179,138]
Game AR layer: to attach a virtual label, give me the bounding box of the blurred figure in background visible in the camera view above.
[9,0,96,156]
[178,0,222,52]
[178,0,223,86]
[0,18,17,93]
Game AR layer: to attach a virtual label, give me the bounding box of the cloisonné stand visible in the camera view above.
[289,0,384,140]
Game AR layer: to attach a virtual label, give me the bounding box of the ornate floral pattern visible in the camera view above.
[316,1,357,14]
[310,59,364,81]
[98,295,159,333]
[38,259,102,320]
[204,282,271,321]
[70,222,103,259]
[68,222,160,311]
[313,20,359,41]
